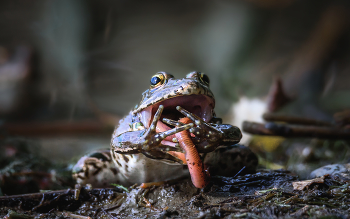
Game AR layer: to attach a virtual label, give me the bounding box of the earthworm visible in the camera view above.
[175,117,209,188]
[156,121,176,141]
[156,118,209,188]
[156,121,187,164]
[167,151,187,164]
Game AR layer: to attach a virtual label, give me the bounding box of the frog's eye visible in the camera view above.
[150,73,165,88]
[199,73,210,86]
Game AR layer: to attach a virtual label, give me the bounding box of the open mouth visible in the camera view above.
[139,94,214,143]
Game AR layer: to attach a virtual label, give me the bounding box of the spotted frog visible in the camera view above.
[73,72,258,188]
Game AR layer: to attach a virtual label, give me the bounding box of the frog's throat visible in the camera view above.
[138,94,214,130]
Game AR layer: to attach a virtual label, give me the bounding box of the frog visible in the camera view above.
[72,72,258,188]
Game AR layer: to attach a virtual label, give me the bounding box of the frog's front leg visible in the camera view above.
[111,105,194,163]
[163,106,242,153]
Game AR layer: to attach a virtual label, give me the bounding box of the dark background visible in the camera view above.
[0,0,350,161]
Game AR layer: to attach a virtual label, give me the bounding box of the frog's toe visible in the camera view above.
[142,105,164,138]
[162,118,185,127]
[156,123,193,139]
[141,122,193,153]
[150,105,164,129]
[176,106,217,134]
[187,122,222,142]
[176,106,202,124]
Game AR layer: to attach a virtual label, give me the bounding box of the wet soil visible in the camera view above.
[1,169,350,218]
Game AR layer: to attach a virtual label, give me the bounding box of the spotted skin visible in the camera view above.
[73,150,190,187]
[73,144,257,188]
[133,72,214,114]
[72,150,122,187]
[73,72,257,188]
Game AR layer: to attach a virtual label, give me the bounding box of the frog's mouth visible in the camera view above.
[139,94,214,131]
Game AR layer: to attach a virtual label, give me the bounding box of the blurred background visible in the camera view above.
[1,0,350,193]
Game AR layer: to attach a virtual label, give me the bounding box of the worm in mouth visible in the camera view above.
[175,117,209,188]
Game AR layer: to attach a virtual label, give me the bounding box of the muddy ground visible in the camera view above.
[1,169,350,218]
[1,137,350,218]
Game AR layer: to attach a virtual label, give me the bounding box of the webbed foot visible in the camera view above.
[139,105,194,162]
[163,106,237,152]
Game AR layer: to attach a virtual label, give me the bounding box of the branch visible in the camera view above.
[263,113,332,127]
[0,188,124,213]
[242,121,350,139]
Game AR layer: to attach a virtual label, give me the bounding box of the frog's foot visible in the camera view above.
[138,189,166,211]
[139,105,194,162]
[139,181,166,189]
[176,105,222,140]
[163,117,203,148]
[163,106,227,152]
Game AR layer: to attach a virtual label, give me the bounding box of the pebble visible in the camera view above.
[310,163,350,178]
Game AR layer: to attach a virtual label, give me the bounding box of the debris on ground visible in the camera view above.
[1,169,350,218]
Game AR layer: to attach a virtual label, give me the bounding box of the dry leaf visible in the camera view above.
[292,177,324,190]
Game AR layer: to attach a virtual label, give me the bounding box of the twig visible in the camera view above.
[31,193,45,211]
[242,121,350,139]
[334,109,350,127]
[10,171,52,178]
[233,166,246,178]
[61,211,92,219]
[0,188,123,212]
[263,113,332,127]
[0,120,112,136]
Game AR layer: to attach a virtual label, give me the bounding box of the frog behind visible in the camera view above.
[73,72,257,188]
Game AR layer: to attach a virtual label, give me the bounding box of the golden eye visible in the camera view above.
[150,73,165,88]
[199,73,210,86]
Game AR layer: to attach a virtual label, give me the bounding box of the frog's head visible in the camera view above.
[133,72,215,128]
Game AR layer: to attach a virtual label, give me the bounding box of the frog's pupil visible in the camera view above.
[150,76,161,86]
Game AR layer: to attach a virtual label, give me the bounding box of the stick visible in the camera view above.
[242,121,350,139]
[0,188,123,212]
[263,113,332,127]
